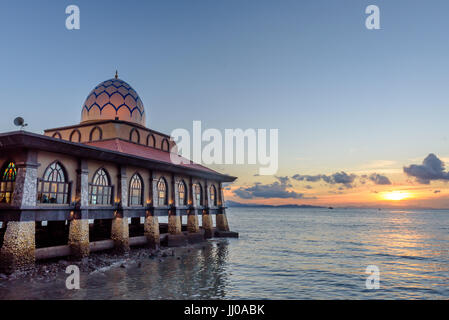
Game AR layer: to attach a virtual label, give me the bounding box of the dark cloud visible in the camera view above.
[293,171,393,188]
[368,173,391,185]
[292,172,357,188]
[292,174,323,182]
[304,185,313,189]
[404,154,449,184]
[234,176,304,199]
[434,190,441,194]
[275,176,290,185]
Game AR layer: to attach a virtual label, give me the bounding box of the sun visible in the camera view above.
[381,191,412,201]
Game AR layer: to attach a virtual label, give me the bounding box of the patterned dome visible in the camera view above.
[81,77,146,126]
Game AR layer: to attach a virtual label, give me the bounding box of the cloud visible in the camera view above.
[234,176,305,199]
[434,190,441,194]
[403,154,449,184]
[292,171,357,188]
[304,185,313,189]
[368,173,392,185]
[276,176,290,184]
[293,171,394,189]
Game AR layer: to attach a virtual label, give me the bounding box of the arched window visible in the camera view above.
[0,161,17,204]
[178,180,187,206]
[161,139,170,152]
[130,128,140,144]
[37,162,70,204]
[129,174,143,206]
[89,168,113,205]
[146,134,155,147]
[89,126,102,142]
[158,178,168,206]
[210,185,217,206]
[52,132,62,139]
[195,183,203,206]
[69,129,81,143]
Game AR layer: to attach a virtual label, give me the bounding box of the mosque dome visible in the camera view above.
[81,73,146,126]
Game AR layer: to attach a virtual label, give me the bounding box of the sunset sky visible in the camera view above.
[2,1,449,208]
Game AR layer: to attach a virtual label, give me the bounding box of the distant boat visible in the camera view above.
[328,206,334,210]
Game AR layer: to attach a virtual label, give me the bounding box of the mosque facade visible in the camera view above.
[0,74,237,273]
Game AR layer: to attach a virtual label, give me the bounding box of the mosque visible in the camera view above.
[0,73,237,273]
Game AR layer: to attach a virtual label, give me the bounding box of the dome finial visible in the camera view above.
[115,70,118,79]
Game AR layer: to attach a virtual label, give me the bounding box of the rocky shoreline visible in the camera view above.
[0,245,193,282]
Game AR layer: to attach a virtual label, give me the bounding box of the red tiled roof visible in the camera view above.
[85,139,218,174]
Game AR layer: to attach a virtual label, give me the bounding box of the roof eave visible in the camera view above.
[0,131,236,182]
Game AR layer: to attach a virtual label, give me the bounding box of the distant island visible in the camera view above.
[226,200,326,209]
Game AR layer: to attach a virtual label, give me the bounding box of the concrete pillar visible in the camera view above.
[168,174,181,234]
[144,210,160,249]
[144,171,160,249]
[187,177,200,233]
[216,210,230,232]
[1,152,38,273]
[117,166,128,207]
[168,210,182,234]
[69,159,90,258]
[11,160,38,208]
[68,218,89,258]
[202,209,214,238]
[187,209,199,233]
[216,183,230,231]
[111,215,130,253]
[112,166,129,253]
[0,221,35,273]
[202,180,213,238]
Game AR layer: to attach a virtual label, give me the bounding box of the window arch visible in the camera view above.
[210,185,217,206]
[129,128,140,144]
[178,180,187,206]
[89,126,103,142]
[195,183,203,206]
[129,174,143,206]
[52,132,62,139]
[158,177,168,206]
[146,134,155,147]
[69,129,81,143]
[89,168,113,205]
[161,139,170,152]
[0,161,17,204]
[37,162,70,204]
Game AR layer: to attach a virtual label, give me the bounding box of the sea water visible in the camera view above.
[1,207,448,299]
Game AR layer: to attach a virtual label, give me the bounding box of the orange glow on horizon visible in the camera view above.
[380,191,413,201]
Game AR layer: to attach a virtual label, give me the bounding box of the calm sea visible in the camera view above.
[1,207,449,299]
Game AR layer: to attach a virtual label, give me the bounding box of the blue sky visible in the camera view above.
[2,0,449,206]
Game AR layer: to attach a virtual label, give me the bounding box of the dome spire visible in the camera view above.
[115,70,118,79]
